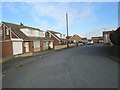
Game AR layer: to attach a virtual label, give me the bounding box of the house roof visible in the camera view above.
[66,36,72,39]
[69,34,82,41]
[3,21,41,31]
[81,38,87,40]
[116,27,120,31]
[28,36,53,41]
[3,22,30,41]
[92,36,103,40]
[2,21,52,41]
[103,31,112,34]
[48,30,61,34]
[47,30,66,41]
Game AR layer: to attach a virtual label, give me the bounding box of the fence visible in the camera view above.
[69,44,76,47]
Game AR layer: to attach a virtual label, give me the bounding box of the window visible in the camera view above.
[63,34,66,38]
[6,29,9,35]
[0,30,2,36]
[49,33,51,37]
[39,32,43,37]
[42,32,45,37]
[39,32,41,36]
[44,41,48,47]
[34,41,40,48]
[60,34,62,38]
[24,42,29,47]
[30,30,33,35]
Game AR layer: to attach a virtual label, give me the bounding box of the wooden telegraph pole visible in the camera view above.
[66,13,69,48]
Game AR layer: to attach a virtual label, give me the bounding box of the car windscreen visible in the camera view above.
[87,40,92,42]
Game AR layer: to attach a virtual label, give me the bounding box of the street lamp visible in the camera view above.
[66,13,69,48]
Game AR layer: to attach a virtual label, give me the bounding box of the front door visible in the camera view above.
[24,42,29,52]
[50,41,53,48]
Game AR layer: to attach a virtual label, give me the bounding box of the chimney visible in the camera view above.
[20,23,24,26]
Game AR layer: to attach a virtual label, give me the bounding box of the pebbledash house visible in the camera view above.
[0,21,54,58]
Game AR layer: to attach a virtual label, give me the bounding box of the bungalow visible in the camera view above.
[0,21,53,57]
[91,36,103,43]
[81,37,87,43]
[69,34,83,43]
[45,30,66,45]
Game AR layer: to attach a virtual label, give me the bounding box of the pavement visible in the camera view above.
[2,44,118,88]
[2,50,55,72]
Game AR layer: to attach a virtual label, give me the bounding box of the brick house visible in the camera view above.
[0,21,53,57]
[103,31,112,44]
[45,30,66,45]
[91,36,103,43]
[69,34,83,43]
[81,37,87,43]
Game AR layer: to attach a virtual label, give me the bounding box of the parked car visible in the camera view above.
[87,40,93,45]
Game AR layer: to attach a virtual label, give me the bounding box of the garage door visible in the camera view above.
[13,42,23,55]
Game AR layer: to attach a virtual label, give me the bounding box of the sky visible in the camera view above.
[1,2,118,38]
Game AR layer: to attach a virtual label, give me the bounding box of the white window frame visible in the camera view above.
[44,41,48,47]
[34,41,40,48]
[49,33,51,37]
[29,30,33,35]
[6,28,9,35]
[0,30,2,36]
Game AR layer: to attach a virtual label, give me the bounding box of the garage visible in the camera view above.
[13,42,23,55]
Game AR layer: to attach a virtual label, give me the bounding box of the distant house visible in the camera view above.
[103,31,112,44]
[45,30,66,45]
[0,21,53,57]
[69,34,83,43]
[81,37,87,43]
[91,36,103,43]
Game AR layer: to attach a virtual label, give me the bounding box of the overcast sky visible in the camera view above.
[2,2,118,38]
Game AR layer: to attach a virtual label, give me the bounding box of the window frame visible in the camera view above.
[44,41,48,47]
[6,28,9,35]
[33,41,40,48]
[0,30,2,36]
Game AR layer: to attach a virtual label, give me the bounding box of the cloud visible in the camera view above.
[1,0,119,2]
[79,29,103,39]
[78,27,117,39]
[27,2,99,33]
[3,2,101,35]
[2,3,20,14]
[2,2,117,38]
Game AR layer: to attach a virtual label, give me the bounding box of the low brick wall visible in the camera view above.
[78,43,83,46]
[34,48,40,52]
[43,47,48,50]
[54,45,67,50]
[69,44,76,47]
[1,52,33,63]
[69,43,83,47]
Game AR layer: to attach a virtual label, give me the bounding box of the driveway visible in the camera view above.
[3,44,118,88]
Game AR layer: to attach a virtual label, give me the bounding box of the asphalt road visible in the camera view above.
[3,44,118,88]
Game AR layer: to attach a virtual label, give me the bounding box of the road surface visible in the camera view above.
[3,44,118,88]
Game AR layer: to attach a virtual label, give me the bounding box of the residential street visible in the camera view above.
[3,44,118,88]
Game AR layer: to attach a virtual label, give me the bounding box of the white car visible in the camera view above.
[87,40,93,45]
